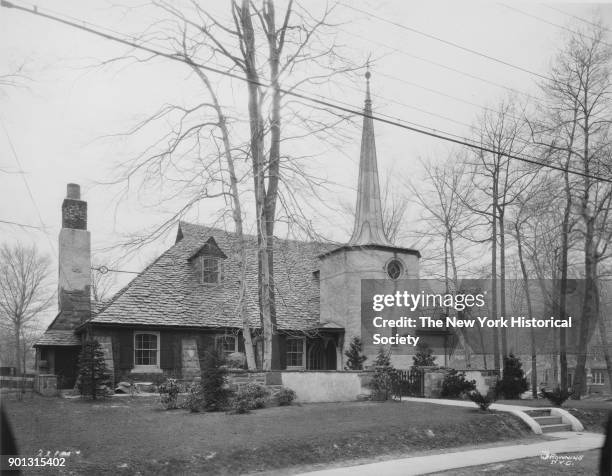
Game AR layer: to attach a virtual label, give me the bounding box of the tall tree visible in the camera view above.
[0,244,53,374]
[540,21,612,397]
[108,1,354,370]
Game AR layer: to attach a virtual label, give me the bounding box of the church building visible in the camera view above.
[34,74,422,388]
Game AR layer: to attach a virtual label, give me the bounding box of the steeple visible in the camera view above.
[348,68,392,246]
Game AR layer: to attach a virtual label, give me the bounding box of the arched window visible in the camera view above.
[386,259,403,280]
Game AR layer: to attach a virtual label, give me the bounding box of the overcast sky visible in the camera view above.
[1,1,611,326]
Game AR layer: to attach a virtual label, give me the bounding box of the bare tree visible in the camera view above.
[538,21,612,397]
[103,1,356,370]
[464,98,535,368]
[0,244,53,374]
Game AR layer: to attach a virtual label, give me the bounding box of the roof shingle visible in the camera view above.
[89,222,335,331]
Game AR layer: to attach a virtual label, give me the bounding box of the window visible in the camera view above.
[134,332,159,369]
[201,256,220,284]
[386,259,403,280]
[286,338,305,368]
[592,370,605,385]
[215,335,238,357]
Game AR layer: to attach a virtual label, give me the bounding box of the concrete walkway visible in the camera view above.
[297,431,605,475]
[400,397,584,434]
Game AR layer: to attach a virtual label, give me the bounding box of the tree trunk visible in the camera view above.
[491,190,500,370]
[14,323,21,375]
[499,211,508,358]
[239,0,275,370]
[515,221,537,398]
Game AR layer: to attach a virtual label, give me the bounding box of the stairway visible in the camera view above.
[525,409,573,433]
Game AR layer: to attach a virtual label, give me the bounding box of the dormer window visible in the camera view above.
[188,237,228,285]
[201,256,220,284]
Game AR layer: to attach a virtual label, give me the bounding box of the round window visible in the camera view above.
[386,259,403,280]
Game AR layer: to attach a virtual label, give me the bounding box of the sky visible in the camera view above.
[1,0,612,327]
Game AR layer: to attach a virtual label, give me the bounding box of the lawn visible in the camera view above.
[3,394,532,475]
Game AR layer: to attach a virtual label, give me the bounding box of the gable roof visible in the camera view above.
[87,222,335,331]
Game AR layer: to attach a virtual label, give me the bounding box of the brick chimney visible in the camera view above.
[54,183,91,329]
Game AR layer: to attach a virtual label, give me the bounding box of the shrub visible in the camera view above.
[183,383,205,412]
[159,378,180,410]
[277,387,297,406]
[441,369,476,398]
[495,354,528,399]
[469,390,495,411]
[344,337,367,370]
[412,342,436,367]
[231,383,269,414]
[77,340,110,400]
[201,350,233,411]
[540,387,572,406]
[226,352,246,369]
[369,347,397,400]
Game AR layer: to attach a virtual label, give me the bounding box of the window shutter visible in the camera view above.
[279,335,287,370]
[118,331,134,369]
[160,333,175,370]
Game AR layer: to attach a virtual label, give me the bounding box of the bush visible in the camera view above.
[469,390,495,411]
[159,378,180,410]
[369,347,397,400]
[412,342,436,367]
[76,339,110,400]
[277,387,297,406]
[231,383,269,414]
[540,387,572,406]
[344,337,367,370]
[183,383,205,412]
[495,354,528,399]
[201,350,233,411]
[441,369,476,398]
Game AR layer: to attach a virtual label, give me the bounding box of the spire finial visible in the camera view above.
[365,59,372,107]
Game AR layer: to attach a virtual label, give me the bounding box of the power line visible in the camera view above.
[0,218,45,230]
[339,26,542,106]
[2,1,611,185]
[499,3,612,48]
[339,2,555,84]
[542,4,612,36]
[0,117,77,290]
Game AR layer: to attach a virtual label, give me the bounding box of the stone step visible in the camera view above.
[525,409,552,417]
[533,416,562,425]
[541,423,573,433]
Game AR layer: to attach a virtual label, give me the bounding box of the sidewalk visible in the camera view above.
[297,431,604,475]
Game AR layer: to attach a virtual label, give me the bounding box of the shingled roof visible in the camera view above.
[34,330,81,347]
[88,222,336,331]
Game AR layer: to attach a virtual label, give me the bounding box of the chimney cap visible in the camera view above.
[66,183,81,200]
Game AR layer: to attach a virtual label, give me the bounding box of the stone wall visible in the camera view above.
[280,371,370,402]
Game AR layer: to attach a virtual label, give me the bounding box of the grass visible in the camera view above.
[3,394,532,475]
[429,449,601,475]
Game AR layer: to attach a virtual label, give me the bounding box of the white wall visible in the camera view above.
[281,371,370,402]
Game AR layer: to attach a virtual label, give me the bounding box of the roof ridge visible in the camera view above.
[179,220,339,248]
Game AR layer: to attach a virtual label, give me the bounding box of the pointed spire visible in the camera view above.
[348,68,392,247]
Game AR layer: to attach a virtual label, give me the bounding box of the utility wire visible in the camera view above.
[543,4,612,35]
[339,2,555,84]
[0,116,77,290]
[0,218,45,230]
[499,3,612,48]
[339,26,543,106]
[2,0,611,184]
